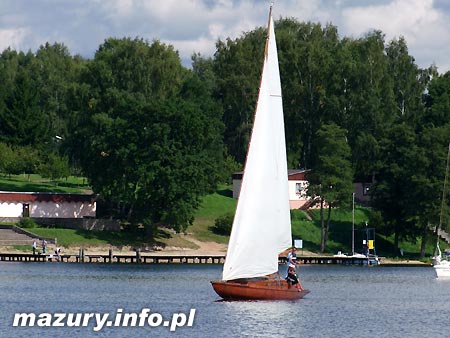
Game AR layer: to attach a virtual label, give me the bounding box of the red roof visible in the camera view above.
[0,192,96,203]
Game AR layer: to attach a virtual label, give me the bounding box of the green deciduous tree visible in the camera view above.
[0,66,50,146]
[424,71,450,126]
[213,27,265,164]
[0,143,15,175]
[371,123,420,255]
[412,128,450,257]
[33,42,84,139]
[0,143,40,178]
[69,38,223,234]
[277,19,341,169]
[39,153,70,182]
[307,123,354,252]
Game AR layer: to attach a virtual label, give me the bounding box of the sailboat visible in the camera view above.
[211,5,309,300]
[433,143,450,278]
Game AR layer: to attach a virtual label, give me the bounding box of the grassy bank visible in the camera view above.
[0,175,440,259]
[290,208,436,259]
[189,188,236,243]
[0,174,91,193]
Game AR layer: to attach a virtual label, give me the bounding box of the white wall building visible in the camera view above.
[0,192,96,218]
[232,169,312,209]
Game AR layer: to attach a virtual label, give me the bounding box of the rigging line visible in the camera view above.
[439,143,450,231]
[436,143,450,249]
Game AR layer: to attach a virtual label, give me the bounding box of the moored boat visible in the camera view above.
[433,143,450,278]
[433,257,450,278]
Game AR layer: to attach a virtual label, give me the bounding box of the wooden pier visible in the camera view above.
[0,250,380,265]
[0,253,50,262]
[295,255,379,265]
[0,252,226,264]
[0,252,378,265]
[0,252,430,266]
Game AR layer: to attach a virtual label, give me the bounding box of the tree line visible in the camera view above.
[0,18,449,255]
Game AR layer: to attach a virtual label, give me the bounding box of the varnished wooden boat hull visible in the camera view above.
[211,279,310,300]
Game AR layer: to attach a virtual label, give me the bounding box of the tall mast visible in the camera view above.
[436,143,450,248]
[265,4,273,59]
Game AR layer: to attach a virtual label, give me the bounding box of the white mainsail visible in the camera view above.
[222,7,292,281]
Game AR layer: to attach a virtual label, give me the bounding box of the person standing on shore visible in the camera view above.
[32,240,37,255]
[42,239,47,254]
[54,247,61,261]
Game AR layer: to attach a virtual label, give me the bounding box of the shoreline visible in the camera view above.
[0,240,431,266]
[0,248,431,267]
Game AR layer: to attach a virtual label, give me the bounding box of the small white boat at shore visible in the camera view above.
[433,258,450,278]
[333,252,379,265]
[432,144,450,278]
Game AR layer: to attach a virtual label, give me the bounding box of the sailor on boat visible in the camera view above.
[286,246,297,276]
[286,264,302,291]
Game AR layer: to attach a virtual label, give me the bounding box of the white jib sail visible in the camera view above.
[222,8,292,281]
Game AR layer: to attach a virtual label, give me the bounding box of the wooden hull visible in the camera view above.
[211,278,310,300]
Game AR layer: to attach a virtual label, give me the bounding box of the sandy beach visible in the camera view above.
[2,234,228,257]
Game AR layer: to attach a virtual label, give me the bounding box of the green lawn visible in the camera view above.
[13,226,145,247]
[0,174,91,193]
[291,207,439,260]
[1,185,230,250]
[189,187,436,260]
[291,208,374,254]
[0,175,442,259]
[189,187,237,243]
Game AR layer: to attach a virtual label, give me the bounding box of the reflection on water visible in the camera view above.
[1,263,449,338]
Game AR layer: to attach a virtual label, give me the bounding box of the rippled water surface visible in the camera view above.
[1,262,449,338]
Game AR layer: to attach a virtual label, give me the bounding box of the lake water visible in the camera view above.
[0,262,449,338]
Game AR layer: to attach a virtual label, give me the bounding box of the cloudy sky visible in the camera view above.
[1,0,449,73]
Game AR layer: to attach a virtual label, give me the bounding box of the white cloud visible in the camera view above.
[109,0,135,16]
[0,27,27,51]
[0,0,449,72]
[341,0,450,71]
[171,36,217,61]
[343,0,437,41]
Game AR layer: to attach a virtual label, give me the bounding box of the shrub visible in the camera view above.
[18,218,38,228]
[212,212,234,235]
